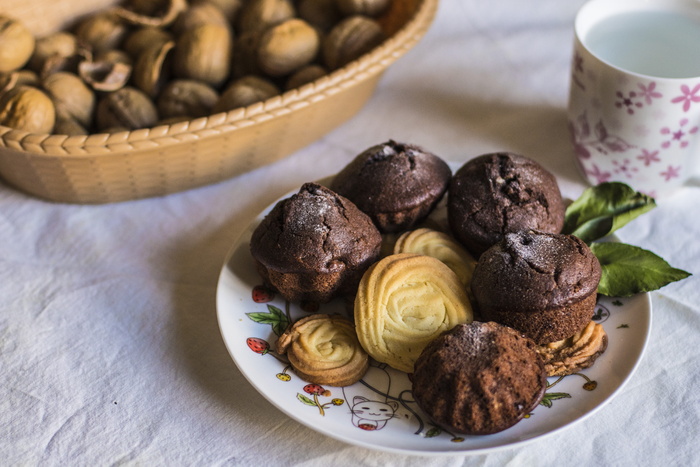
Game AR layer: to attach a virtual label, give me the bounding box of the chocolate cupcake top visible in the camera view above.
[448,152,565,256]
[412,321,547,435]
[250,183,381,274]
[330,140,451,229]
[471,230,601,312]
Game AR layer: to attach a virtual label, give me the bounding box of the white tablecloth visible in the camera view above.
[3,0,699,465]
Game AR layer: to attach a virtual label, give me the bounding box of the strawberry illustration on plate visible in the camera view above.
[297,384,338,416]
[252,285,275,303]
[246,337,270,355]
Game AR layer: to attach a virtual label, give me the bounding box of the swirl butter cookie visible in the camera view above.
[276,314,369,386]
[536,321,608,376]
[354,253,473,373]
[393,228,477,289]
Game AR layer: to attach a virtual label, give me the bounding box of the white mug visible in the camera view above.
[568,0,700,198]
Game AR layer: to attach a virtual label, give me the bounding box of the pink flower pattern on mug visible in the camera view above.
[660,118,699,148]
[612,158,638,178]
[636,149,661,166]
[615,81,663,115]
[572,52,586,91]
[615,91,642,114]
[637,82,663,105]
[569,111,635,159]
[671,84,700,112]
[660,165,682,181]
[586,164,612,184]
[615,82,664,115]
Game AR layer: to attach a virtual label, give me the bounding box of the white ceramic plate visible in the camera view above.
[216,187,652,456]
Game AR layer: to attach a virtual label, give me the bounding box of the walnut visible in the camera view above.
[132,39,176,97]
[0,16,35,73]
[285,64,327,90]
[112,0,187,28]
[322,15,385,70]
[157,79,219,119]
[337,0,391,17]
[236,0,296,33]
[42,72,95,128]
[172,24,233,87]
[28,32,78,74]
[213,75,280,113]
[202,0,244,22]
[297,0,342,32]
[0,86,56,134]
[122,27,174,59]
[95,86,158,131]
[54,115,89,136]
[257,19,320,77]
[73,12,128,55]
[171,1,230,33]
[231,30,264,78]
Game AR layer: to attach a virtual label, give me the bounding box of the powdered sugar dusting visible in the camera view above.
[287,193,332,235]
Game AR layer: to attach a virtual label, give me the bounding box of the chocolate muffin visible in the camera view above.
[448,152,565,257]
[412,322,547,435]
[331,140,452,233]
[250,183,382,303]
[470,230,602,344]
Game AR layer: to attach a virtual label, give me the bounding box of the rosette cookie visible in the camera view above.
[393,228,477,289]
[354,253,473,373]
[536,321,608,376]
[276,314,369,386]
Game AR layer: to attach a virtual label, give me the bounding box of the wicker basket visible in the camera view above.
[0,0,438,204]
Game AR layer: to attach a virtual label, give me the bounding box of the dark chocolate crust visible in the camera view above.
[250,183,382,303]
[447,152,565,257]
[330,140,452,233]
[470,230,602,344]
[412,322,547,435]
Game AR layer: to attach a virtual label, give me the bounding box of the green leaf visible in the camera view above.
[425,427,442,438]
[591,242,691,297]
[297,393,316,406]
[540,392,571,408]
[563,182,656,244]
[245,305,290,336]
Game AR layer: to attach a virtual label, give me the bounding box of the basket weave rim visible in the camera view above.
[0,0,438,157]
